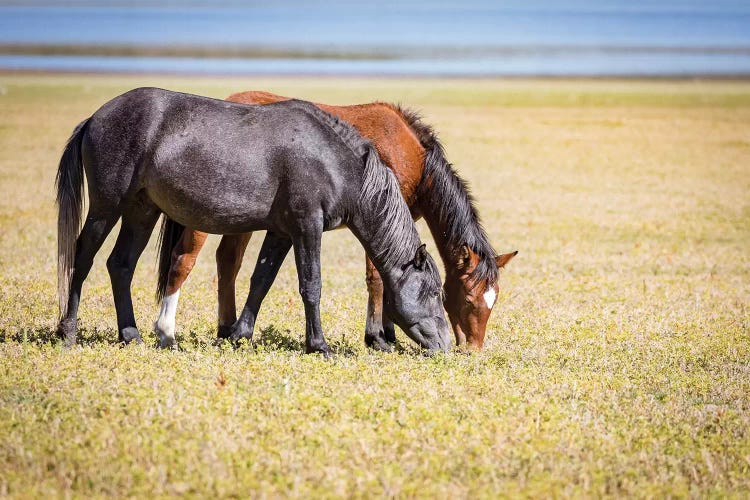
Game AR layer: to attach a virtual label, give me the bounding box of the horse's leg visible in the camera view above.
[215,233,253,339]
[56,212,118,346]
[229,232,292,342]
[106,206,160,344]
[154,229,208,348]
[364,256,397,352]
[291,223,331,355]
[381,303,396,343]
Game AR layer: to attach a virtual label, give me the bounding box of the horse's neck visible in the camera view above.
[414,192,473,270]
[413,162,489,271]
[419,212,461,267]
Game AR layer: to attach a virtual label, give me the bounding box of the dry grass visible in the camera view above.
[0,73,749,497]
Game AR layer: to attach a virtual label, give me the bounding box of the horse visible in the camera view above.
[55,87,451,355]
[154,91,517,351]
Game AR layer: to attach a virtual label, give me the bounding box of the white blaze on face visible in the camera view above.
[483,288,496,309]
[154,290,180,342]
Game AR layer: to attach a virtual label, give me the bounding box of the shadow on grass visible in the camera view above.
[0,326,122,346]
[257,326,363,357]
[162,325,308,353]
[1,325,412,357]
[256,324,306,352]
[0,325,338,354]
[215,325,360,356]
[391,337,424,356]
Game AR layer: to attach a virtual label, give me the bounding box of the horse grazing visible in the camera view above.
[55,87,450,354]
[154,91,516,351]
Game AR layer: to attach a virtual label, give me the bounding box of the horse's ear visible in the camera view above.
[414,243,428,270]
[496,250,518,268]
[456,244,472,270]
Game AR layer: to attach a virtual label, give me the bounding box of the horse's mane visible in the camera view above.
[387,104,499,287]
[287,99,422,272]
[359,144,421,271]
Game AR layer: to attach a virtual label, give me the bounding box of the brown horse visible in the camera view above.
[154,91,516,350]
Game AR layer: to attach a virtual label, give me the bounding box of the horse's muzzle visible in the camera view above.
[410,316,451,353]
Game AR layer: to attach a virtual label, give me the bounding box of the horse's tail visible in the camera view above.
[56,118,89,320]
[155,216,186,302]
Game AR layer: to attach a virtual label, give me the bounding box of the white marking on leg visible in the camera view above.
[154,290,180,347]
[483,288,496,309]
[260,258,266,264]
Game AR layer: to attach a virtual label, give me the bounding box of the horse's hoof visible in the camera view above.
[217,325,233,339]
[383,326,397,344]
[228,328,253,346]
[121,327,143,344]
[365,333,394,353]
[158,336,178,350]
[56,318,77,347]
[305,344,332,357]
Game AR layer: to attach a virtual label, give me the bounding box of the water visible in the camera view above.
[3,52,749,77]
[1,2,749,76]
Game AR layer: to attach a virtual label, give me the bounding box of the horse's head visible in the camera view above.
[383,244,451,353]
[443,246,518,349]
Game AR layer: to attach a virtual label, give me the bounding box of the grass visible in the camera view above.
[0,73,749,497]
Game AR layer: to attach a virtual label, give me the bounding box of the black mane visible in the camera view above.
[392,104,499,287]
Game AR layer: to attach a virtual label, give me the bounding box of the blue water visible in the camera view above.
[2,1,750,76]
[3,52,749,77]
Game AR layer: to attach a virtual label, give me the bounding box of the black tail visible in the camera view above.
[56,118,89,320]
[155,216,186,302]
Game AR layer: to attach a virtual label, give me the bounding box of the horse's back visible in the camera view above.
[228,91,424,205]
[82,88,366,234]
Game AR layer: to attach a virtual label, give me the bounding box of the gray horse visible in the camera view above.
[55,87,450,354]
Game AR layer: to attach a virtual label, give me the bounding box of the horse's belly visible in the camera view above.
[144,162,277,234]
[159,200,271,235]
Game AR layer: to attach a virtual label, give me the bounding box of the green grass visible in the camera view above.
[0,73,749,497]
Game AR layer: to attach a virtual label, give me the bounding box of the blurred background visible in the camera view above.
[1,0,749,76]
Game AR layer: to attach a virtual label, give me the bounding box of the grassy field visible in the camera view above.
[0,73,749,497]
